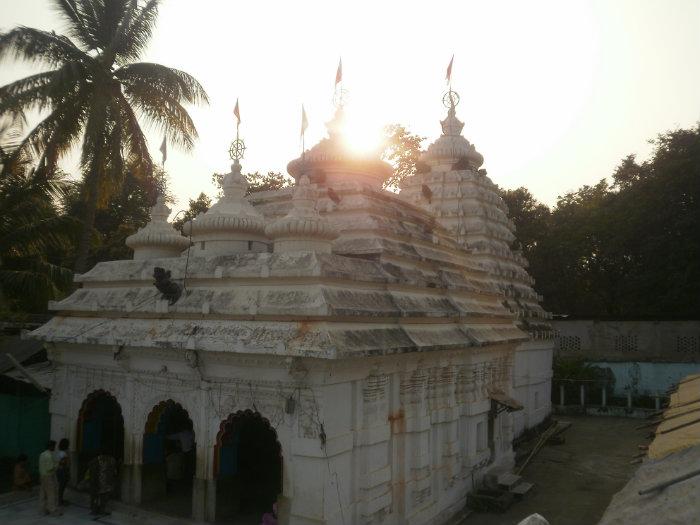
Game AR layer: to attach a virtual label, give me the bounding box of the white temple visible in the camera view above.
[31,92,553,524]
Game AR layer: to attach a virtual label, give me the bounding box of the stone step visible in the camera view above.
[497,472,522,489]
[510,481,534,497]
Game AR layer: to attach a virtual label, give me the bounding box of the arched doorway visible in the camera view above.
[77,390,124,491]
[141,400,195,518]
[215,410,282,523]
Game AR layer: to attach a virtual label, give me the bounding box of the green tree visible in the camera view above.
[381,124,425,190]
[510,125,700,318]
[0,114,79,313]
[0,0,208,273]
[61,166,170,265]
[211,170,293,198]
[173,192,211,232]
[498,187,551,257]
[244,171,293,195]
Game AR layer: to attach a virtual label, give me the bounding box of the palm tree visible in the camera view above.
[0,0,208,272]
[0,114,80,312]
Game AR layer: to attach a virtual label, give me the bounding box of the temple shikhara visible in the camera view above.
[30,87,554,524]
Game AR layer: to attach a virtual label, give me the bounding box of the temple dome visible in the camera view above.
[125,195,190,259]
[286,108,392,190]
[421,104,484,170]
[265,176,337,253]
[184,160,268,255]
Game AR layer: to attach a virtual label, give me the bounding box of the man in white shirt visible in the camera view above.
[38,441,62,516]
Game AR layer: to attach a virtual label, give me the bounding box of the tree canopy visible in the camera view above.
[381,124,425,190]
[501,125,700,319]
[0,114,80,313]
[0,0,208,272]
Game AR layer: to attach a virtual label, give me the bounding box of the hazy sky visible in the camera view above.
[2,0,699,210]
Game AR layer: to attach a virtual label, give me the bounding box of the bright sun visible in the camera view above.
[341,116,384,156]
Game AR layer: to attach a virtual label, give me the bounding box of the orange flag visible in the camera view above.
[446,55,454,85]
[300,104,308,138]
[233,98,240,125]
[335,58,343,85]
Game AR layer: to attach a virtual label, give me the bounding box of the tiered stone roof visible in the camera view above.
[32,102,542,356]
[400,100,551,337]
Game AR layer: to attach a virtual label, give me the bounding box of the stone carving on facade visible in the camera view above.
[399,368,428,410]
[362,371,389,426]
[297,392,321,439]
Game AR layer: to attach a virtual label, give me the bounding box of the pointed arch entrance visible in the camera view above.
[215,409,282,523]
[141,400,195,518]
[77,390,124,488]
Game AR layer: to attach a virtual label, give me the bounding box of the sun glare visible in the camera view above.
[341,116,384,156]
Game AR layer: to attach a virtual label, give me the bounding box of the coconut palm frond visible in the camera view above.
[112,0,160,64]
[0,26,85,67]
[116,62,209,106]
[2,215,81,256]
[127,90,198,150]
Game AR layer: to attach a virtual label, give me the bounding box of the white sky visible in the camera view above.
[2,0,700,210]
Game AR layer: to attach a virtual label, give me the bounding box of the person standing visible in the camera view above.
[13,454,32,491]
[87,448,117,516]
[167,429,195,477]
[38,441,62,516]
[55,438,70,505]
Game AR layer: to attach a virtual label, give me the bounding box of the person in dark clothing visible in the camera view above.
[13,454,32,491]
[87,449,118,516]
[55,438,70,505]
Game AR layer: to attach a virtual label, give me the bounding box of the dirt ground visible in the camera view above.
[461,416,647,525]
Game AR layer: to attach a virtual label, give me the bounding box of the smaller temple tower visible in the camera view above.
[400,89,554,435]
[184,131,268,256]
[125,194,190,259]
[265,175,337,253]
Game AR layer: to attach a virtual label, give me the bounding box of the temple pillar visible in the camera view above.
[119,425,143,504]
[69,415,79,486]
[192,387,216,522]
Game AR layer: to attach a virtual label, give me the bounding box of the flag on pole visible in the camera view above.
[233,98,241,126]
[446,55,454,85]
[159,135,167,165]
[300,104,308,138]
[335,58,343,86]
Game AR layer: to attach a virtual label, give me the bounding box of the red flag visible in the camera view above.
[446,55,454,85]
[335,58,343,85]
[300,104,308,138]
[233,98,240,125]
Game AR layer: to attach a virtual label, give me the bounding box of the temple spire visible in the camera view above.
[183,104,267,256]
[265,175,337,253]
[125,194,190,259]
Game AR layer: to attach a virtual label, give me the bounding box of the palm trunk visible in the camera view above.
[73,171,99,274]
